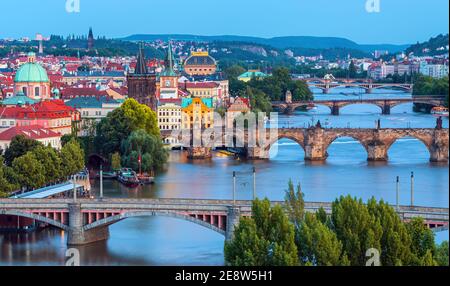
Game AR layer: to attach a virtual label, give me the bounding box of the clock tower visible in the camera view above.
[159,41,179,99]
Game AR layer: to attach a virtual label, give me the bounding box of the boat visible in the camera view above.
[117,168,140,188]
[96,171,117,179]
[431,106,449,117]
[137,173,154,185]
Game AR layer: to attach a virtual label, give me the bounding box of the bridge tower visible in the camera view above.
[430,125,449,162]
[304,123,328,161]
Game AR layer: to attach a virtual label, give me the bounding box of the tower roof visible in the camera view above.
[134,42,148,75]
[161,41,177,77]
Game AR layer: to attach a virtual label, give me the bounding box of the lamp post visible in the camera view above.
[253,167,256,200]
[99,164,103,200]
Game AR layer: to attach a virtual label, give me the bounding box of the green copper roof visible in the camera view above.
[14,62,49,83]
[161,41,177,77]
[238,70,268,79]
[1,92,37,106]
[181,97,213,108]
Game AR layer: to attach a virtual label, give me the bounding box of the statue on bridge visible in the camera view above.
[436,116,443,130]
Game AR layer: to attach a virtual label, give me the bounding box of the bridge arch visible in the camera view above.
[339,102,384,114]
[0,210,69,230]
[264,134,306,152]
[386,134,433,157]
[82,211,226,236]
[324,135,369,156]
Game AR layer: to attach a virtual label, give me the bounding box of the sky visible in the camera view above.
[1,0,448,44]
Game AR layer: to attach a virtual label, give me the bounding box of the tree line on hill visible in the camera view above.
[413,75,449,107]
[224,180,449,266]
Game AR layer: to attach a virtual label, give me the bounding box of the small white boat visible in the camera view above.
[431,107,449,117]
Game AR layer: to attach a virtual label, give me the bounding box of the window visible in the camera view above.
[35,87,40,97]
[22,87,27,96]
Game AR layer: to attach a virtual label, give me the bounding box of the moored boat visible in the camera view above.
[117,168,140,188]
[431,106,449,117]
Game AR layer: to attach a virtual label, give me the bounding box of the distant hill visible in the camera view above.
[121,34,409,53]
[405,34,449,56]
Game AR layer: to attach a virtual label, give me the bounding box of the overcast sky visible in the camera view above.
[1,0,448,44]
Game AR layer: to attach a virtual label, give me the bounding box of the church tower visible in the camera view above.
[87,27,94,50]
[127,43,157,111]
[159,41,179,99]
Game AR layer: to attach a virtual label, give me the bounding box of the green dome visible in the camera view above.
[14,62,49,83]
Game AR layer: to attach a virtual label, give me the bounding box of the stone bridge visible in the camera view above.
[0,198,448,245]
[301,78,413,94]
[271,96,445,115]
[161,125,449,161]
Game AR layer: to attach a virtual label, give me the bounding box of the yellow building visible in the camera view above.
[181,97,214,129]
[183,51,217,76]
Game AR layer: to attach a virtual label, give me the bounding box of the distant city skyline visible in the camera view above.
[1,0,448,44]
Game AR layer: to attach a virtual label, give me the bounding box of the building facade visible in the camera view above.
[181,97,214,129]
[14,52,51,100]
[183,51,217,76]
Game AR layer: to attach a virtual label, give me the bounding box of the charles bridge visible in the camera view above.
[161,124,449,162]
[0,198,448,245]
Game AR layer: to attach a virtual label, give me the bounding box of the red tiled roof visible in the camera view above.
[61,87,108,99]
[0,125,61,141]
[185,82,220,89]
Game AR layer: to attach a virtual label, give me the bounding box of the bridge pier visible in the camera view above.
[429,130,449,162]
[323,88,330,94]
[246,146,269,160]
[382,104,391,115]
[331,104,340,116]
[304,127,328,161]
[365,88,373,94]
[367,141,388,161]
[187,147,212,159]
[67,203,109,246]
[225,206,241,241]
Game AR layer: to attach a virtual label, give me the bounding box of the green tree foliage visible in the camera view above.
[60,139,85,178]
[406,217,437,266]
[297,212,348,266]
[95,98,160,156]
[330,195,383,266]
[31,146,63,184]
[224,65,246,79]
[348,60,357,78]
[413,75,449,97]
[284,180,305,229]
[120,129,168,173]
[367,198,413,266]
[224,199,299,266]
[0,156,19,196]
[435,241,449,266]
[3,135,43,166]
[12,152,46,190]
[246,86,272,114]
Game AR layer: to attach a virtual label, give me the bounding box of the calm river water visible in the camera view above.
[1,89,448,265]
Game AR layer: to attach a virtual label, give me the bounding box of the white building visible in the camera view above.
[419,62,449,78]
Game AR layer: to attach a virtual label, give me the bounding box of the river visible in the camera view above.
[1,89,448,265]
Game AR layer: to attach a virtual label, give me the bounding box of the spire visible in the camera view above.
[88,27,94,38]
[135,42,148,74]
[162,41,176,76]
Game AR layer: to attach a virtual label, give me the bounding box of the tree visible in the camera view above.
[60,139,85,177]
[284,179,305,229]
[367,198,413,266]
[406,217,437,266]
[3,135,43,166]
[246,86,272,114]
[12,152,46,190]
[31,145,63,184]
[330,196,383,266]
[111,152,121,171]
[120,129,168,173]
[435,241,449,266]
[348,60,357,78]
[0,156,19,197]
[95,98,160,156]
[297,212,348,266]
[224,199,299,266]
[225,64,246,79]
